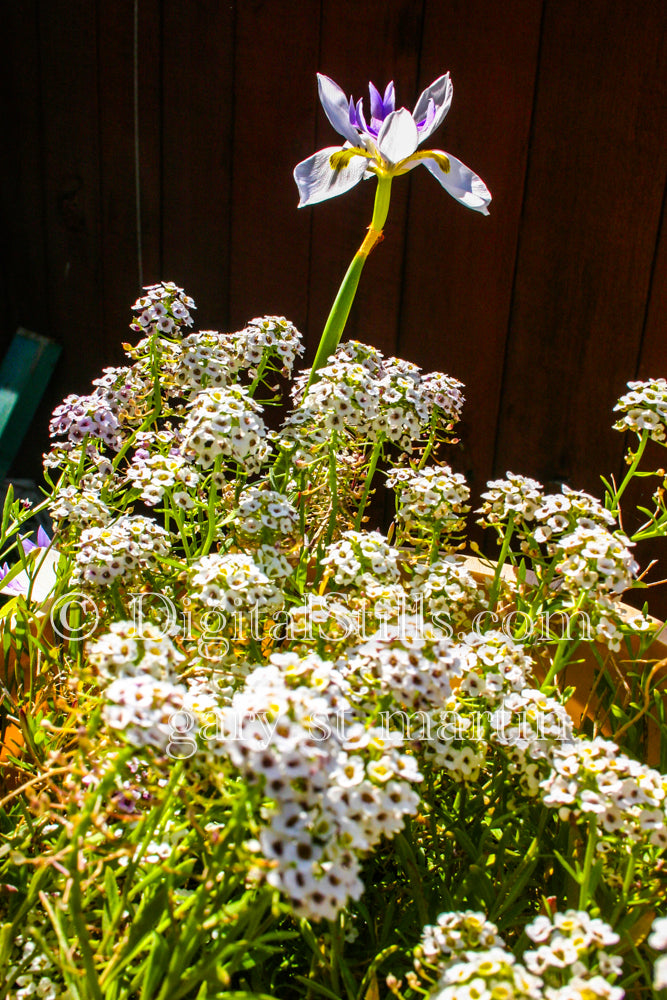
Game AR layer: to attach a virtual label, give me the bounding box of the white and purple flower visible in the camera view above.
[294,73,491,214]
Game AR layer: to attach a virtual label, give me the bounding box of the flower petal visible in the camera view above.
[377,108,419,165]
[293,146,369,207]
[418,151,492,214]
[413,73,453,143]
[369,80,395,122]
[317,74,360,146]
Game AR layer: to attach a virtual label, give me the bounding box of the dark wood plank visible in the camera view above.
[0,1,50,355]
[638,192,667,383]
[399,0,543,495]
[10,0,104,478]
[305,0,425,360]
[228,0,321,335]
[624,190,667,619]
[161,0,234,331]
[97,0,157,362]
[495,0,667,501]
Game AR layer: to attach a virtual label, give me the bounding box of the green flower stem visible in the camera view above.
[578,818,599,909]
[201,457,223,556]
[418,413,439,471]
[307,175,392,388]
[607,428,649,515]
[354,435,384,530]
[540,635,581,690]
[489,516,515,611]
[394,831,430,928]
[325,432,339,545]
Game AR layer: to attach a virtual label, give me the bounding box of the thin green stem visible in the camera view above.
[307,176,392,387]
[607,429,649,514]
[354,436,384,530]
[325,433,339,545]
[578,818,598,909]
[489,516,514,610]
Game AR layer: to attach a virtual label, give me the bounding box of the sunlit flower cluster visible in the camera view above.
[87,619,184,682]
[523,910,623,999]
[322,529,402,589]
[49,485,112,527]
[648,916,667,990]
[613,378,667,443]
[130,280,196,336]
[477,472,544,528]
[75,514,171,584]
[407,555,480,628]
[181,384,271,471]
[224,315,304,377]
[413,909,623,1000]
[235,486,299,539]
[126,450,201,506]
[7,937,63,1000]
[540,736,667,843]
[221,652,422,920]
[346,627,466,712]
[188,551,284,613]
[387,464,470,545]
[553,523,638,596]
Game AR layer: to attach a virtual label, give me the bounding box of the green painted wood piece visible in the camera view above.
[0,328,61,481]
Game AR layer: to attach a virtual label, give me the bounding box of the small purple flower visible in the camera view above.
[294,73,491,215]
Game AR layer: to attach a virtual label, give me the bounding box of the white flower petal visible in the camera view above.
[293,147,368,207]
[419,151,491,214]
[377,108,419,165]
[317,74,360,146]
[655,955,667,991]
[413,73,453,143]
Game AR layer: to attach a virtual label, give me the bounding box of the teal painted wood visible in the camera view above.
[0,329,61,481]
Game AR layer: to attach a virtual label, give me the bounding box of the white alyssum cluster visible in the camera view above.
[181,385,270,471]
[220,652,422,921]
[418,911,504,968]
[126,449,200,506]
[322,530,402,587]
[88,620,189,751]
[345,628,467,713]
[49,485,112,527]
[477,472,545,527]
[6,936,66,1000]
[235,486,299,538]
[415,909,623,1000]
[225,316,304,376]
[540,736,667,843]
[75,515,171,585]
[613,378,667,443]
[104,674,187,752]
[130,281,196,336]
[168,330,234,389]
[523,909,623,1000]
[532,487,616,543]
[648,916,667,990]
[188,551,284,613]
[387,464,470,542]
[407,556,480,629]
[87,620,185,682]
[455,631,534,704]
[286,341,464,451]
[420,371,465,423]
[553,523,638,596]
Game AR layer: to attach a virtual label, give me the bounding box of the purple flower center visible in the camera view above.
[348,80,437,141]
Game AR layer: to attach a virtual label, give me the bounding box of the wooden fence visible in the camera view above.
[2,0,666,604]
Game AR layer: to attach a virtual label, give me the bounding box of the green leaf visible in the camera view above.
[141,932,171,1000]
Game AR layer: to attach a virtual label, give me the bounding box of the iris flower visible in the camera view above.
[294,73,491,215]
